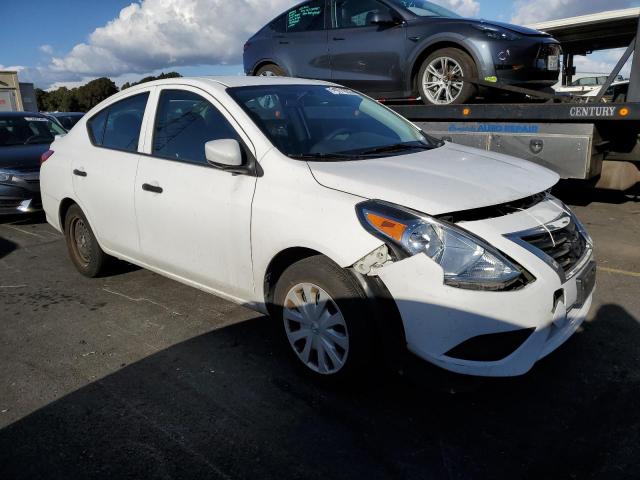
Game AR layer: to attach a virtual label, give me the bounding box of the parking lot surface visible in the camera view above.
[1,187,639,479]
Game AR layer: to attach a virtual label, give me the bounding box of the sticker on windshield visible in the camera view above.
[24,117,48,122]
[326,87,357,96]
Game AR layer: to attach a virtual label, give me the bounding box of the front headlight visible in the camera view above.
[356,200,525,291]
[0,171,13,182]
[472,24,520,41]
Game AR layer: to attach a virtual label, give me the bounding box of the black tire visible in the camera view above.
[417,47,477,105]
[255,63,286,77]
[64,204,108,277]
[273,255,373,381]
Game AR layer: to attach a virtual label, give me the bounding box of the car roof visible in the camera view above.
[0,111,49,118]
[124,75,337,90]
[50,112,84,116]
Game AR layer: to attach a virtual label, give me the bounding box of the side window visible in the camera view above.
[87,109,108,145]
[152,89,242,165]
[268,14,287,33]
[334,0,392,28]
[286,0,325,32]
[88,92,149,152]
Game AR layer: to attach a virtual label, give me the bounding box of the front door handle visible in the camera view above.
[73,169,87,177]
[333,37,345,41]
[279,41,290,44]
[142,183,163,194]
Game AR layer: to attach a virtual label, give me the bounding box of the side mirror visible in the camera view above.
[205,139,243,168]
[369,11,395,25]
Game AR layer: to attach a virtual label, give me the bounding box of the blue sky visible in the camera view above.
[1,0,638,89]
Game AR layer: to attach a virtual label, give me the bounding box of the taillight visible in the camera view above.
[40,149,54,165]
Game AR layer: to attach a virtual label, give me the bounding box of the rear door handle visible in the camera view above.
[333,37,345,41]
[73,169,87,177]
[279,41,290,44]
[142,183,163,194]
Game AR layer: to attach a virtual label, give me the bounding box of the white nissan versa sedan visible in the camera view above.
[40,77,596,379]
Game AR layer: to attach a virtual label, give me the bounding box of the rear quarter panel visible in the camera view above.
[40,134,75,231]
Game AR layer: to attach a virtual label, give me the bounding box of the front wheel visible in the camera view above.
[418,48,477,105]
[273,255,373,381]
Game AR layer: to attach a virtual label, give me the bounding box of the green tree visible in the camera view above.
[121,71,182,89]
[74,77,118,111]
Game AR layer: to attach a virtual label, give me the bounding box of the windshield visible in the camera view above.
[0,115,66,146]
[228,85,438,159]
[388,0,460,18]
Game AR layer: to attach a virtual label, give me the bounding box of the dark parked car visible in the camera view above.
[45,112,85,130]
[0,112,65,215]
[244,0,561,105]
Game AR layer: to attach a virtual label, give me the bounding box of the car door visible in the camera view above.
[276,0,331,80]
[329,0,407,94]
[134,86,257,300]
[72,91,150,258]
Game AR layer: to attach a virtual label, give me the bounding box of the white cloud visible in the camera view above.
[434,0,480,17]
[26,0,296,87]
[39,44,54,55]
[511,0,632,25]
[0,65,25,71]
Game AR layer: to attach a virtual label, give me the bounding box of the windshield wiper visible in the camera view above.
[357,142,434,156]
[288,152,364,161]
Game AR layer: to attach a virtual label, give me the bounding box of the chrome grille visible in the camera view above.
[521,218,587,273]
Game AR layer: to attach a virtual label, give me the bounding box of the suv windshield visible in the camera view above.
[0,115,66,146]
[228,85,439,159]
[388,0,460,18]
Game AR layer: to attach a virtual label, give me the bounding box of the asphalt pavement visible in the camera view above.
[1,186,639,479]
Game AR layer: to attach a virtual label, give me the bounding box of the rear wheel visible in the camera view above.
[64,204,108,277]
[273,255,373,381]
[255,64,286,77]
[418,48,477,105]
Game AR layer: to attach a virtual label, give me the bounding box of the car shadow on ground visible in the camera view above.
[0,236,18,259]
[0,212,47,226]
[0,301,638,480]
[554,181,640,206]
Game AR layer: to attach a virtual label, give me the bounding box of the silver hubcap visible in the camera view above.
[422,56,464,104]
[73,218,91,263]
[283,283,349,375]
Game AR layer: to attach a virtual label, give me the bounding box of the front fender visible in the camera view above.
[406,33,495,91]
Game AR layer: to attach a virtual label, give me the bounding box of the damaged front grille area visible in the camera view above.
[437,191,548,223]
[521,217,587,274]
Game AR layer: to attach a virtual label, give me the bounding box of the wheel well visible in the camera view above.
[252,60,279,76]
[58,198,77,230]
[263,247,322,314]
[410,42,477,95]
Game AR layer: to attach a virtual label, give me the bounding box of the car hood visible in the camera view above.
[0,144,48,171]
[411,17,549,37]
[307,143,559,215]
[475,19,549,37]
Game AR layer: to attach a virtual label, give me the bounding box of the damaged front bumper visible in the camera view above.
[358,198,595,377]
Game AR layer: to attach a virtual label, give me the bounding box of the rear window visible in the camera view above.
[0,115,65,146]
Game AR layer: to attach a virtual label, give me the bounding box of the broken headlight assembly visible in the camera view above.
[356,200,528,291]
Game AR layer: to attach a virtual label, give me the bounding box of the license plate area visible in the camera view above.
[575,261,596,307]
[547,55,559,71]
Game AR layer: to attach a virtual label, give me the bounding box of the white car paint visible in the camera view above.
[41,76,595,377]
[309,142,558,215]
